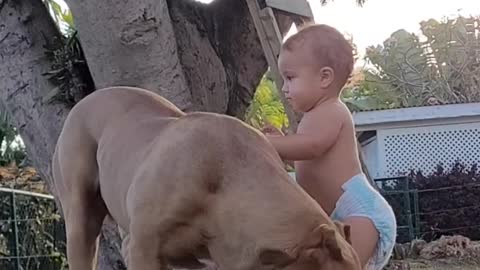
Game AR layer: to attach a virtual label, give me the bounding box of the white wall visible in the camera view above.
[374,121,480,178]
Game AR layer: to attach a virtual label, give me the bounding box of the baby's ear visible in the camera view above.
[333,220,352,244]
[259,248,295,267]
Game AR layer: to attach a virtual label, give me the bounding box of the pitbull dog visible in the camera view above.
[52,86,361,270]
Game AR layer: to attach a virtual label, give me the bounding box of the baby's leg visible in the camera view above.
[342,216,379,270]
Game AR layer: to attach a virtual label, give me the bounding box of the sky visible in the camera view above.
[307,0,480,60]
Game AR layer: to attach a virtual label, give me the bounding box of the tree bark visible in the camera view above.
[64,0,291,117]
[0,0,293,269]
[0,0,68,193]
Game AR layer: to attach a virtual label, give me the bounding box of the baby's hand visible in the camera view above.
[261,123,284,136]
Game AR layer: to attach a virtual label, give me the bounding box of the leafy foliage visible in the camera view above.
[378,162,480,243]
[42,31,94,107]
[0,111,25,167]
[245,74,289,131]
[411,162,480,242]
[43,0,75,36]
[347,15,480,110]
[40,0,94,107]
[0,189,66,270]
[342,68,401,111]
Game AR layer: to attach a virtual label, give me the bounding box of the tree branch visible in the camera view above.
[168,0,293,119]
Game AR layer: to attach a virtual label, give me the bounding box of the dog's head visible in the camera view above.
[258,222,361,270]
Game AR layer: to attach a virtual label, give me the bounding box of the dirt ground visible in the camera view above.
[385,235,480,270]
[389,259,480,270]
[0,164,46,193]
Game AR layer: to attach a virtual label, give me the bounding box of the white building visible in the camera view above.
[354,102,480,179]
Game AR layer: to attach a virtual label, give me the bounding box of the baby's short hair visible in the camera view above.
[282,24,354,88]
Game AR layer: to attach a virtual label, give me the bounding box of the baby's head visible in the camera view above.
[278,24,354,112]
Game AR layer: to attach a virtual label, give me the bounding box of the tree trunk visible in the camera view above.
[63,0,290,117]
[0,0,68,195]
[0,0,293,269]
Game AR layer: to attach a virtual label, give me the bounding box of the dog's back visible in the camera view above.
[51,86,292,269]
[54,86,188,225]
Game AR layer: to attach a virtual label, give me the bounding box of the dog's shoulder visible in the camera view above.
[174,112,265,146]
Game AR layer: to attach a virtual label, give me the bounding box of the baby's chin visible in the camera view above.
[291,102,314,113]
[289,102,304,113]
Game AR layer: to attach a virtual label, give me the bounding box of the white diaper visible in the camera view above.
[288,172,397,270]
[330,173,397,270]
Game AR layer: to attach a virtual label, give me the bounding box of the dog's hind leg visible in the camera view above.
[53,137,108,270]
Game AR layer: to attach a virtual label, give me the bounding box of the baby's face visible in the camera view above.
[278,48,325,113]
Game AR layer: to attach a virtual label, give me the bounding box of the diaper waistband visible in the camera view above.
[341,173,377,193]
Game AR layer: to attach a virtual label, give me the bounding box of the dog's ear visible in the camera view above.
[300,224,345,263]
[303,223,329,247]
[333,220,352,244]
[320,224,345,261]
[259,248,295,267]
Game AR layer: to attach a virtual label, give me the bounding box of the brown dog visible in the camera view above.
[52,86,361,270]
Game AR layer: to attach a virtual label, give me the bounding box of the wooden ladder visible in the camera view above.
[246,0,315,133]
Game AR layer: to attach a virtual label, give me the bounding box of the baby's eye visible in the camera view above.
[285,75,293,81]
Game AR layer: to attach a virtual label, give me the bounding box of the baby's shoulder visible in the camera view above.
[313,100,352,121]
[300,101,352,132]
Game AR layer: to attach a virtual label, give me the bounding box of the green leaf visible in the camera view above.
[358,15,480,108]
[245,75,288,130]
[61,10,74,28]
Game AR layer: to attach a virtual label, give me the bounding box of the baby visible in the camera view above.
[263,24,397,270]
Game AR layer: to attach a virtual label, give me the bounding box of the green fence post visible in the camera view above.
[412,189,420,238]
[403,176,414,241]
[11,191,20,270]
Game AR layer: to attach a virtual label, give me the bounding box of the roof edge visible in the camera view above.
[353,102,480,129]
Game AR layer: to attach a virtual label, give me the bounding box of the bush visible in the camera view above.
[0,165,66,270]
[408,162,480,242]
[379,162,480,243]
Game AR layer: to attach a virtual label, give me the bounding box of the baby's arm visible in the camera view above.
[265,106,344,161]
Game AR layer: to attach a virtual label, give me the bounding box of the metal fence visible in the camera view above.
[1,174,479,269]
[375,176,480,243]
[375,176,419,242]
[0,188,66,270]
